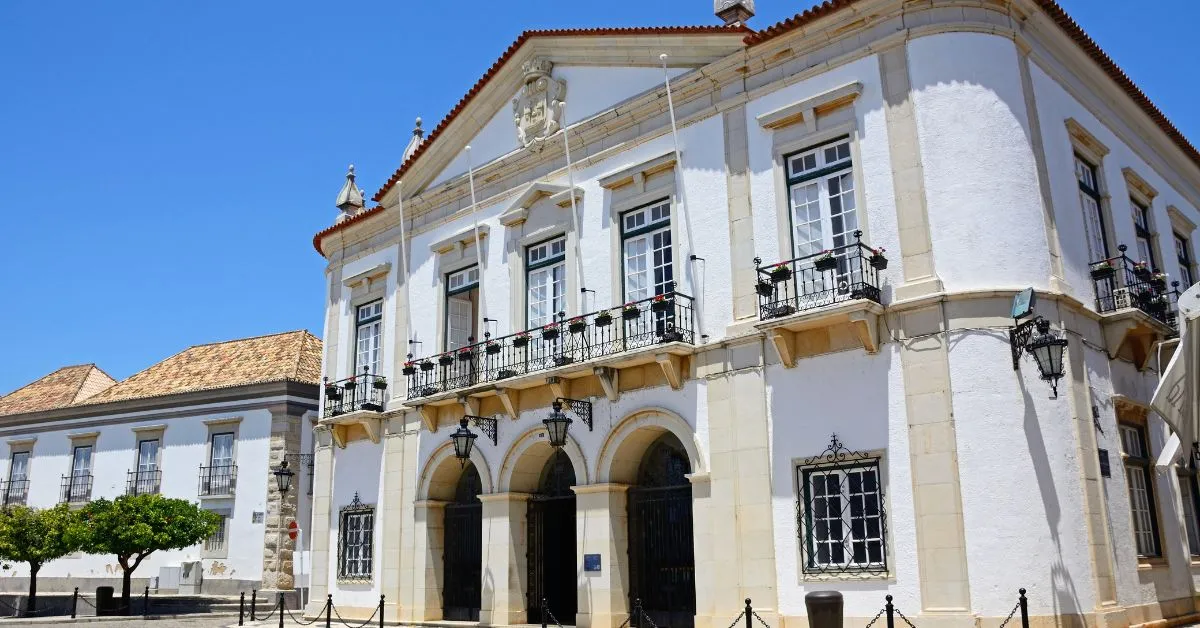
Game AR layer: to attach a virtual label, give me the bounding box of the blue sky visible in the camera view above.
[1,0,1197,394]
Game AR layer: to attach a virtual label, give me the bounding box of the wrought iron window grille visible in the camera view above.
[337,492,375,581]
[796,434,888,576]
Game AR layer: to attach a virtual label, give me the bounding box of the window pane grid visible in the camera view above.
[1120,424,1160,557]
[338,510,374,580]
[798,454,887,576]
[355,300,383,375]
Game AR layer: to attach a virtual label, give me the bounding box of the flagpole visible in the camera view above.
[465,146,487,338]
[660,53,704,343]
[397,180,413,354]
[559,101,586,313]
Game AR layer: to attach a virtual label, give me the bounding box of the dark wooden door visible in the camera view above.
[527,450,577,625]
[628,436,695,628]
[443,463,482,621]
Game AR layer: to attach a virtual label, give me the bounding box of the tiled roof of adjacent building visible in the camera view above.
[0,364,117,417]
[82,330,322,405]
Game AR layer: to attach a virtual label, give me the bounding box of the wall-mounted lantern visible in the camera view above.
[450,415,498,465]
[1009,288,1068,396]
[544,398,593,449]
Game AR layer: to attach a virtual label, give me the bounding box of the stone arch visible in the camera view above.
[498,426,588,493]
[595,407,706,484]
[419,441,495,501]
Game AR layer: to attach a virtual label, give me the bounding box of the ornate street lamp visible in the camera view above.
[1026,319,1068,395]
[543,401,573,449]
[273,460,295,494]
[451,418,479,464]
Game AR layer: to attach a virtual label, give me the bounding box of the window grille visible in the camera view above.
[338,492,374,580]
[796,434,887,576]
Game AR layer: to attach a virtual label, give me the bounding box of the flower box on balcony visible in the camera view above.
[485,342,502,355]
[622,304,641,320]
[402,363,417,376]
[1150,273,1168,290]
[769,264,793,282]
[1090,262,1115,281]
[373,377,388,390]
[869,249,888,271]
[568,318,587,334]
[660,327,684,343]
[594,312,613,327]
[650,295,674,313]
[755,280,775,298]
[553,355,574,367]
[420,360,435,372]
[496,369,518,380]
[438,355,454,366]
[512,334,530,348]
[343,379,357,390]
[419,386,439,397]
[324,386,342,400]
[457,349,475,362]
[542,324,561,341]
[813,253,837,272]
[1133,261,1152,280]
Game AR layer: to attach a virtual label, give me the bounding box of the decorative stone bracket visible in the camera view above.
[760,302,882,368]
[320,413,383,448]
[1099,310,1173,371]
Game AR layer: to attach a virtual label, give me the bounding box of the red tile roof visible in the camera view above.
[0,365,116,417]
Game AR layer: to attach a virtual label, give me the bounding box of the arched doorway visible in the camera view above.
[628,433,695,628]
[443,462,482,621]
[527,449,577,625]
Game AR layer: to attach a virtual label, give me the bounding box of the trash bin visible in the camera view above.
[805,591,843,628]
[95,586,115,616]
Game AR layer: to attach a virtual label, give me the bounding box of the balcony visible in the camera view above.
[198,465,237,497]
[403,291,697,426]
[1088,245,1181,369]
[60,474,92,504]
[126,470,161,496]
[323,367,387,417]
[753,233,885,366]
[1,479,28,506]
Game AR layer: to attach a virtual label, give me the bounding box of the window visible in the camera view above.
[445,266,480,351]
[785,137,859,261]
[1180,473,1200,557]
[1120,424,1160,557]
[355,300,383,376]
[68,446,92,502]
[338,496,374,580]
[797,438,887,576]
[1075,155,1109,262]
[210,433,234,467]
[1132,200,1156,269]
[621,200,673,302]
[527,236,567,328]
[1176,233,1194,289]
[6,452,29,504]
[205,433,236,495]
[133,439,160,495]
[203,509,231,558]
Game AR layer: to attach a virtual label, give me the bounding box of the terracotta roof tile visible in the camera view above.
[79,330,322,406]
[0,365,116,417]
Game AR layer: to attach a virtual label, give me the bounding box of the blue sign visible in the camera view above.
[583,554,602,572]
[1011,287,1036,319]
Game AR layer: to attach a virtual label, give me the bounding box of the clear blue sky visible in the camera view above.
[1,1,1197,394]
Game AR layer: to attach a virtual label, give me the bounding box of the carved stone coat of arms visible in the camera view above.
[512,57,566,151]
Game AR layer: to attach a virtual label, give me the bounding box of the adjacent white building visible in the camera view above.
[0,330,322,596]
[307,1,1200,627]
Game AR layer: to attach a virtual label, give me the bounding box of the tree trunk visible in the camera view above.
[25,563,38,616]
[121,568,132,615]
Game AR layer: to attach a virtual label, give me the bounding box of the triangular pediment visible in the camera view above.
[375,27,747,204]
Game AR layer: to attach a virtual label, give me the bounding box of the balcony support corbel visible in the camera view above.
[358,418,381,444]
[495,387,520,419]
[547,376,570,400]
[655,353,684,390]
[416,405,438,432]
[594,367,619,402]
[848,310,880,354]
[768,329,796,368]
[329,426,347,449]
[458,395,480,417]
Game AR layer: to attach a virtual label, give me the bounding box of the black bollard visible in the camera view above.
[805,591,843,628]
[143,586,150,619]
[239,591,245,626]
[379,594,386,628]
[745,599,753,628]
[885,595,894,628]
[278,592,285,628]
[1019,589,1029,628]
[71,587,78,620]
[251,589,257,621]
[326,594,333,628]
[542,597,549,628]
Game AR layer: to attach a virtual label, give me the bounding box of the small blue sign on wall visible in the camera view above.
[583,554,602,572]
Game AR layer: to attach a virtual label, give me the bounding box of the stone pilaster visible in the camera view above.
[574,484,631,628]
[305,427,335,615]
[723,105,758,321]
[478,492,532,626]
[409,500,447,621]
[263,404,304,591]
[378,415,408,619]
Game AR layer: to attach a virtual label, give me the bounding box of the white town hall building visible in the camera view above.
[305,1,1200,627]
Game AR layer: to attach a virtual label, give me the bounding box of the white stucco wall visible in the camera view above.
[328,439,384,607]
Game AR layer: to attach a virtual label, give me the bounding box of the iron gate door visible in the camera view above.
[527,493,577,625]
[629,484,695,628]
[443,501,482,621]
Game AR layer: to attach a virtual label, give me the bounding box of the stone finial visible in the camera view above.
[402,117,424,163]
[714,0,754,25]
[335,164,365,212]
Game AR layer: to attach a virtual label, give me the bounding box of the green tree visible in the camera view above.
[78,495,221,612]
[0,504,84,614]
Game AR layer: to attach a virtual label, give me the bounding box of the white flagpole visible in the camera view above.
[465,146,486,338]
[396,181,412,352]
[559,101,587,313]
[659,53,704,342]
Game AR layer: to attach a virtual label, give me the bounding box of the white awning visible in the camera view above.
[1152,284,1200,468]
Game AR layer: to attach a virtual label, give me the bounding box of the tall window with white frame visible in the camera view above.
[1132,199,1157,269]
[796,452,887,575]
[1120,424,1160,557]
[69,445,92,502]
[6,451,29,505]
[134,439,160,496]
[338,497,374,581]
[622,200,674,337]
[446,266,480,350]
[1076,155,1109,263]
[1176,233,1194,290]
[527,236,566,329]
[355,300,383,376]
[785,136,859,261]
[206,433,235,495]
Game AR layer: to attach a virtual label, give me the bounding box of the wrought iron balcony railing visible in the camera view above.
[1089,244,1180,331]
[1,479,29,506]
[198,464,237,496]
[754,232,885,321]
[126,470,161,496]
[405,291,696,400]
[323,367,387,417]
[60,474,93,504]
